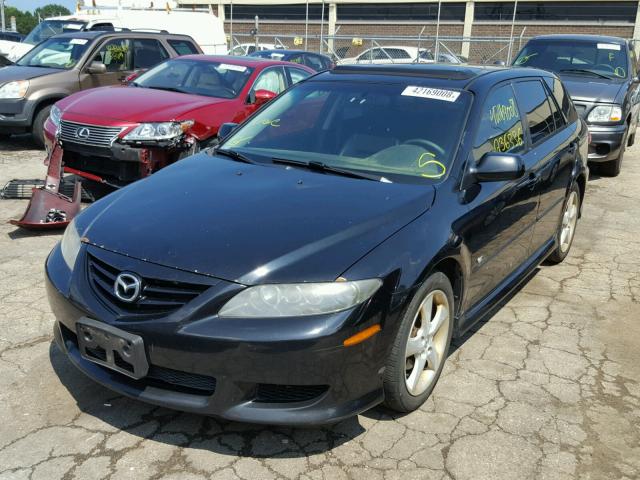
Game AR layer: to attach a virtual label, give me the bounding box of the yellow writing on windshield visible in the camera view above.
[514,52,538,65]
[489,98,518,126]
[261,118,281,127]
[417,153,446,178]
[491,124,524,153]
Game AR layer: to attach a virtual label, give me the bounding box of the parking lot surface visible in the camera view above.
[0,136,639,480]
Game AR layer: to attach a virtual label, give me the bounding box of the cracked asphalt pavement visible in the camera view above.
[1,135,639,480]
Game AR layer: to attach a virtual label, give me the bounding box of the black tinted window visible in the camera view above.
[133,39,170,69]
[544,81,564,129]
[168,39,199,55]
[513,80,555,145]
[304,54,324,71]
[474,83,525,160]
[548,78,577,124]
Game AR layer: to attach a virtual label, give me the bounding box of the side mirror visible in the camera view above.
[469,152,525,182]
[87,61,107,74]
[252,89,277,106]
[218,122,239,139]
[493,60,506,66]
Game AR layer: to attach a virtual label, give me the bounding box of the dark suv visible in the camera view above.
[0,30,201,146]
[513,34,639,176]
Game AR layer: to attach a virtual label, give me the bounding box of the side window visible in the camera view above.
[303,54,324,71]
[549,78,578,124]
[168,39,199,55]
[287,54,304,65]
[385,48,411,60]
[473,83,525,160]
[358,49,377,61]
[288,67,311,85]
[543,79,565,129]
[133,39,170,69]
[92,39,132,71]
[513,80,556,145]
[252,67,287,94]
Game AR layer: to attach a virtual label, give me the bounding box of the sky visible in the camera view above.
[6,0,78,14]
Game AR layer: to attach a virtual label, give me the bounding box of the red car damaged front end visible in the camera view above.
[42,102,201,189]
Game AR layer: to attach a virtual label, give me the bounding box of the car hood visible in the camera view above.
[0,65,59,83]
[60,86,230,123]
[78,153,435,285]
[559,75,625,104]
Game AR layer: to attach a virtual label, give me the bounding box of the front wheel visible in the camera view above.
[383,272,454,412]
[598,129,627,177]
[547,184,581,264]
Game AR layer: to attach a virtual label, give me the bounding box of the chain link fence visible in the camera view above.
[228,29,532,66]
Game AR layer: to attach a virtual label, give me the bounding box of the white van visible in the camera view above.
[0,3,226,63]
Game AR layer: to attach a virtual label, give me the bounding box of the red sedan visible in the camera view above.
[12,56,314,228]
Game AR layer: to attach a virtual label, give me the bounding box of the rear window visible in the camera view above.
[514,40,629,79]
[168,39,199,56]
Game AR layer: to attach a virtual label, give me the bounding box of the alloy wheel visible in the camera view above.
[560,191,579,253]
[404,289,450,396]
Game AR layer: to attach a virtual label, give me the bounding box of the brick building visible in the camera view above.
[176,1,640,61]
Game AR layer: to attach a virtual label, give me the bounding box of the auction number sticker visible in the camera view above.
[597,43,621,51]
[69,39,88,45]
[219,63,248,72]
[402,86,460,102]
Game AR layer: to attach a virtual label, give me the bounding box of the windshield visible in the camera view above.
[514,40,629,79]
[220,81,471,183]
[16,36,90,69]
[23,20,86,45]
[134,58,254,99]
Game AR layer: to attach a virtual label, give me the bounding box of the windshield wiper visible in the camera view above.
[560,69,614,80]
[272,157,390,182]
[215,148,256,164]
[144,85,190,94]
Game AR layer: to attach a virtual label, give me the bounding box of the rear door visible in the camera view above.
[462,82,539,310]
[512,78,574,251]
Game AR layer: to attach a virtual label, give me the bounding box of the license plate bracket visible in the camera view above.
[76,317,149,379]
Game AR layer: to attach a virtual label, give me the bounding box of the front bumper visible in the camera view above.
[46,244,389,425]
[0,98,32,132]
[587,124,627,162]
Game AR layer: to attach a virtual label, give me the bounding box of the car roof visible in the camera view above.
[257,49,326,56]
[318,64,554,90]
[53,30,194,40]
[176,54,310,67]
[529,34,627,45]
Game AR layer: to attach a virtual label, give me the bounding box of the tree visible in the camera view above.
[3,6,37,34]
[34,4,72,21]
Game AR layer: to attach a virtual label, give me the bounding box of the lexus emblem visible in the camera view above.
[75,127,90,139]
[114,272,142,303]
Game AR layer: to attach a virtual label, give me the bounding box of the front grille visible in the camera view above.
[255,384,329,403]
[87,252,211,316]
[60,120,124,148]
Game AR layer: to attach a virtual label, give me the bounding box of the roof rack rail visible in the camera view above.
[126,28,170,33]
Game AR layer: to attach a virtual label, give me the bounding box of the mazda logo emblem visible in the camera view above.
[75,127,90,139]
[114,272,142,303]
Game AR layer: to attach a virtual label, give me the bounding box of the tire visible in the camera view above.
[31,105,51,149]
[598,129,627,177]
[383,272,454,413]
[547,183,581,264]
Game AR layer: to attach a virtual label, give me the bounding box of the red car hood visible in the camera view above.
[58,86,229,124]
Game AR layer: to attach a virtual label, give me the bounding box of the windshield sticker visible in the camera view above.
[417,153,446,178]
[64,23,83,30]
[69,38,88,45]
[597,43,621,51]
[219,63,247,72]
[402,86,460,102]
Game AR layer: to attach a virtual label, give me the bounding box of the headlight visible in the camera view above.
[123,121,193,141]
[60,218,82,270]
[49,105,62,130]
[587,105,622,123]
[0,80,29,99]
[218,279,383,318]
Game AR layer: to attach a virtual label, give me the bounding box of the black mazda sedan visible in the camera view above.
[46,64,588,425]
